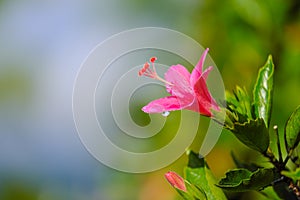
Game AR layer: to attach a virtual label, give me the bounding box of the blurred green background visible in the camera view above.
[0,0,299,199]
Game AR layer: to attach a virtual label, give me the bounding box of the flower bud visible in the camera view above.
[164,171,187,192]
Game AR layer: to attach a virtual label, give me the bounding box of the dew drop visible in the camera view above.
[162,111,170,117]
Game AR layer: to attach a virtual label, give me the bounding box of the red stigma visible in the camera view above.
[150,57,157,63]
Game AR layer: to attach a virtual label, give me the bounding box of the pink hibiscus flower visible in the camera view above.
[138,48,219,117]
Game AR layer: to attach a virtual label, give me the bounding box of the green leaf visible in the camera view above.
[217,168,252,190]
[291,144,300,165]
[185,151,227,200]
[285,105,300,150]
[232,118,269,153]
[253,55,274,128]
[217,168,277,192]
[282,168,300,182]
[226,86,252,121]
[260,186,282,200]
[187,150,203,168]
[230,152,260,172]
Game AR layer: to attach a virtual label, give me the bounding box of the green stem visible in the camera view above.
[283,149,293,167]
[274,125,283,163]
[263,149,282,170]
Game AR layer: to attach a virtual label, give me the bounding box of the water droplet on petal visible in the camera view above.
[162,111,170,117]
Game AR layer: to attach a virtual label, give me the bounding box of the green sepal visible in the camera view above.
[285,105,300,151]
[175,180,206,200]
[252,55,274,128]
[175,188,196,200]
[217,168,278,192]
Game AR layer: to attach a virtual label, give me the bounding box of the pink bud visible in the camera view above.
[165,171,187,192]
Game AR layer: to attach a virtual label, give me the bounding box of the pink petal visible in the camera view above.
[190,48,209,86]
[193,76,219,116]
[164,65,193,99]
[202,66,213,80]
[142,96,190,113]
